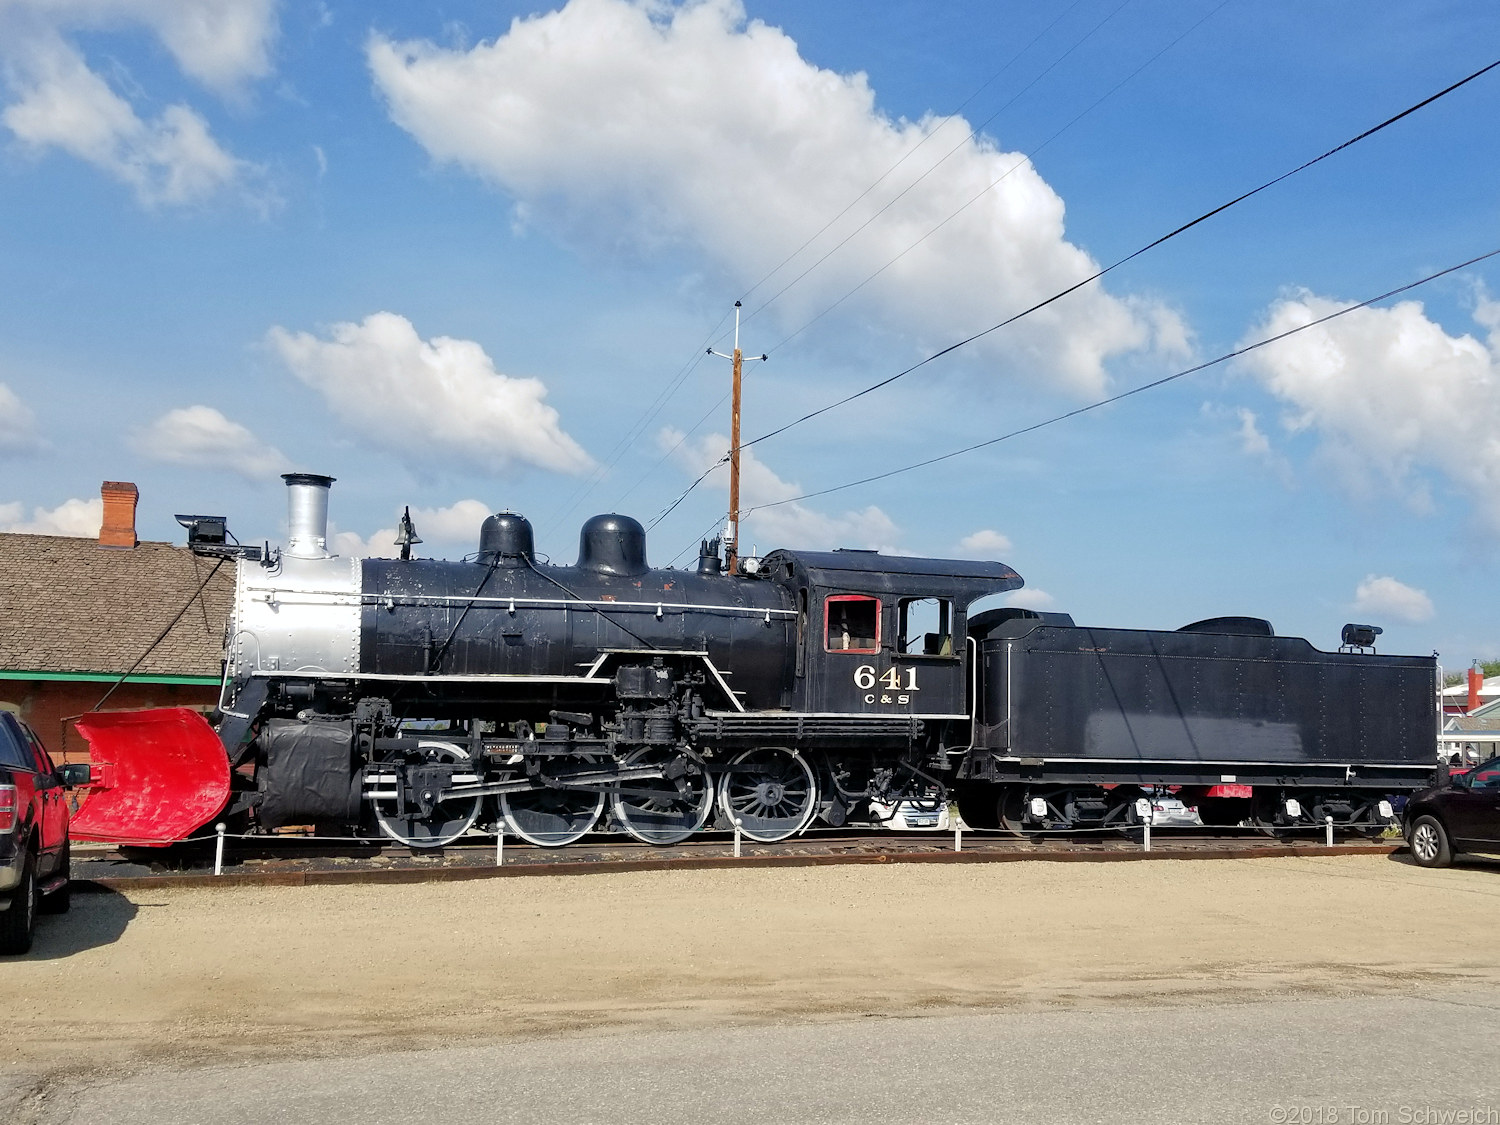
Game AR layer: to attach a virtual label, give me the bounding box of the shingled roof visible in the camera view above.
[0,534,233,679]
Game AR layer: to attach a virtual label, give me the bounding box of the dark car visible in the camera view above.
[1404,755,1500,868]
[1,712,89,953]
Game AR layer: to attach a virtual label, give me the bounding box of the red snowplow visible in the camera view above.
[70,708,230,845]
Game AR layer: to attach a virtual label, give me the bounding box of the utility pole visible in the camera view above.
[708,301,766,575]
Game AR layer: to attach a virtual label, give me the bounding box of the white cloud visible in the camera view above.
[0,1,278,92]
[1000,587,1054,610]
[957,529,1012,558]
[1238,291,1500,529]
[0,383,41,453]
[1233,407,1271,458]
[661,426,900,551]
[269,312,592,476]
[1353,575,1434,625]
[333,499,494,560]
[368,0,1183,395]
[0,4,273,206]
[132,405,286,479]
[0,496,102,536]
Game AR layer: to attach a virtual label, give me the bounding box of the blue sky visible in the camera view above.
[1,0,1497,665]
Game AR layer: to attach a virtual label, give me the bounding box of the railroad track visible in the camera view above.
[71,827,1406,890]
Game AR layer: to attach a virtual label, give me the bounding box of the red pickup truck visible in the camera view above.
[1,711,89,954]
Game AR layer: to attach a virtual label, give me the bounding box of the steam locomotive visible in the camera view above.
[173,474,1438,847]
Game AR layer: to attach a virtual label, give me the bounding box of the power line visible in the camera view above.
[733,0,1118,316]
[539,305,733,537]
[635,1,1227,518]
[756,0,1234,359]
[733,0,1138,337]
[738,54,1500,454]
[735,248,1500,517]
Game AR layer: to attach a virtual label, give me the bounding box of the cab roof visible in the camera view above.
[759,548,1023,599]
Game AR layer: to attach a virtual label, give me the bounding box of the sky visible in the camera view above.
[1,0,1498,666]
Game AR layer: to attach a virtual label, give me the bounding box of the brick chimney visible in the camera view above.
[99,481,138,550]
[1467,665,1484,714]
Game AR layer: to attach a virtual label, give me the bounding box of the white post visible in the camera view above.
[954,825,962,852]
[733,818,743,858]
[1143,813,1152,853]
[496,828,504,867]
[1325,815,1334,847]
[214,822,226,876]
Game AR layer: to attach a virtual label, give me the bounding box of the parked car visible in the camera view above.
[1404,756,1500,869]
[1,712,89,954]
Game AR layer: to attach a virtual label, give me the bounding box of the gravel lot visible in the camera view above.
[3,852,1498,1111]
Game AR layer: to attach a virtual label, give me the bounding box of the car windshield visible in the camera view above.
[1467,757,1500,789]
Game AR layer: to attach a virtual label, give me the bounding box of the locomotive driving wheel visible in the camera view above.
[499,758,607,848]
[610,747,714,845]
[717,746,818,843]
[372,741,483,848]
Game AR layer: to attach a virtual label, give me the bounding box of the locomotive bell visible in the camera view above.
[577,513,649,576]
[478,511,534,566]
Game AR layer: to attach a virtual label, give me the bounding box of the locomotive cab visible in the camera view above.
[758,549,1022,719]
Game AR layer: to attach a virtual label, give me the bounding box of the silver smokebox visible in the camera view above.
[282,472,335,559]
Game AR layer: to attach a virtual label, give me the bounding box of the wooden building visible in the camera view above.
[0,482,234,760]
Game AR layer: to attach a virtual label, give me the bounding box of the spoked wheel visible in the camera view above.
[500,756,606,847]
[610,747,714,845]
[1407,814,1452,868]
[718,747,817,843]
[372,741,483,848]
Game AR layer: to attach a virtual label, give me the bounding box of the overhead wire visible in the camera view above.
[616,0,1115,512]
[732,0,1109,313]
[756,0,1235,359]
[538,305,734,537]
[731,0,1138,338]
[634,0,1226,520]
[737,54,1500,453]
[734,248,1500,516]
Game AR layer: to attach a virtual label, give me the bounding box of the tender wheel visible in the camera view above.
[1407,815,1452,869]
[372,741,483,848]
[718,747,817,843]
[610,748,713,846]
[39,843,70,915]
[500,755,606,847]
[0,850,37,955]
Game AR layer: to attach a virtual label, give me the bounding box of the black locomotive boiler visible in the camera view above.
[180,474,1439,846]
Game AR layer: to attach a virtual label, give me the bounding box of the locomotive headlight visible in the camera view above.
[1029,796,1048,819]
[1378,800,1394,819]
[1284,798,1302,818]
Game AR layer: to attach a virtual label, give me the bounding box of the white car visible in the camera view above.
[868,797,950,831]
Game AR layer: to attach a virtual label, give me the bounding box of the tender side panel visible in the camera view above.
[975,625,1435,783]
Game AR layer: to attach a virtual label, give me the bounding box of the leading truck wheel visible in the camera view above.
[718,747,817,843]
[0,851,37,955]
[1407,815,1453,869]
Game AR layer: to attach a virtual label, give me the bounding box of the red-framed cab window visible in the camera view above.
[825,594,881,654]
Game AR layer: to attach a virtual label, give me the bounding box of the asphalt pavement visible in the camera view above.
[20,987,1500,1125]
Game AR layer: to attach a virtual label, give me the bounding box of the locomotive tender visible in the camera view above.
[181,474,1439,846]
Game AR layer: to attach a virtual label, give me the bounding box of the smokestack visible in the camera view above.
[282,473,335,559]
[98,481,138,550]
[1467,665,1483,713]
